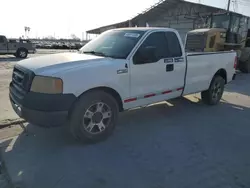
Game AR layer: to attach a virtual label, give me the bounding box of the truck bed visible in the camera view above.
[183,50,236,95]
[186,51,235,56]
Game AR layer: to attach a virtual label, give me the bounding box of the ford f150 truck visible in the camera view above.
[9,28,237,143]
[0,35,36,58]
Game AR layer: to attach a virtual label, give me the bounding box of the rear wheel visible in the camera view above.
[201,75,225,105]
[16,48,28,58]
[239,59,250,73]
[69,90,119,144]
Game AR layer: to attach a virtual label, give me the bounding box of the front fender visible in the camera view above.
[74,83,127,101]
[57,60,130,101]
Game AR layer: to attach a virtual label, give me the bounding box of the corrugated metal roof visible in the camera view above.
[86,0,246,34]
[86,0,181,34]
[86,20,130,34]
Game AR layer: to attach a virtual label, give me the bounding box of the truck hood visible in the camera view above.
[17,52,106,75]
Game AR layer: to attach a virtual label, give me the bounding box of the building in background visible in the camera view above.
[86,0,249,42]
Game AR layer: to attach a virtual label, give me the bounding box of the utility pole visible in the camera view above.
[227,0,231,12]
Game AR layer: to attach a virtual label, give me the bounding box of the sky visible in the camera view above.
[1,0,250,39]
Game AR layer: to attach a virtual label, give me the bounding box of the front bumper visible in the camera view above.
[10,98,68,127]
[9,84,76,127]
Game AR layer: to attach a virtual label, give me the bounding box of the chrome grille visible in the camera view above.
[10,66,34,99]
[13,67,25,87]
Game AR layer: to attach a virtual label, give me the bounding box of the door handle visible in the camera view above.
[166,64,174,72]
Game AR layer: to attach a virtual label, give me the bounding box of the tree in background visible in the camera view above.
[24,26,31,39]
[70,34,80,41]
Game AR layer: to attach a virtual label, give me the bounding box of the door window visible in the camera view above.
[133,31,182,65]
[133,32,169,65]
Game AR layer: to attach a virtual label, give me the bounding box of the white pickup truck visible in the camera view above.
[9,28,236,143]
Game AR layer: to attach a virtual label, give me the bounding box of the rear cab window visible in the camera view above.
[165,32,183,57]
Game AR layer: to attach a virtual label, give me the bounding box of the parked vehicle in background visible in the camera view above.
[33,41,85,50]
[0,35,36,58]
[9,28,236,143]
[185,12,250,73]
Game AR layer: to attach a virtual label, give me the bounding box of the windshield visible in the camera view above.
[79,30,145,59]
[230,15,240,33]
[210,14,230,29]
[207,14,241,33]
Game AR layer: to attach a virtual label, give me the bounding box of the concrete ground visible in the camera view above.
[0,52,250,188]
[0,50,75,188]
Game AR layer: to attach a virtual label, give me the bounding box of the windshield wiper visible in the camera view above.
[83,51,106,57]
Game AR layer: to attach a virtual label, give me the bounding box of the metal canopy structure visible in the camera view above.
[86,20,130,35]
[86,0,245,36]
[86,0,182,34]
[132,0,183,23]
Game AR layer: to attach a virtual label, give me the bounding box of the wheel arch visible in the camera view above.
[16,47,28,53]
[69,86,124,117]
[213,68,227,84]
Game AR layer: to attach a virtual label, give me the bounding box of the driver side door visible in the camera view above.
[127,31,185,108]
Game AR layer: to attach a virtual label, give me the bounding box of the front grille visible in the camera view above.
[185,33,207,52]
[10,65,34,99]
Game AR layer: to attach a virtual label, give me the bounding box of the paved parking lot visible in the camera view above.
[0,52,250,188]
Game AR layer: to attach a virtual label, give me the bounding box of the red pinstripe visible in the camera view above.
[162,90,172,94]
[124,98,137,103]
[124,86,184,103]
[144,94,156,98]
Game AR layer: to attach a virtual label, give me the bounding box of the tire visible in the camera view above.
[239,60,250,73]
[69,90,119,144]
[201,75,225,105]
[16,48,28,58]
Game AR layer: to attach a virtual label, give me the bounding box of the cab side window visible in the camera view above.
[133,32,169,65]
[165,32,183,57]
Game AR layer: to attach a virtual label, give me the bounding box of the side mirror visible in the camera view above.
[134,46,157,64]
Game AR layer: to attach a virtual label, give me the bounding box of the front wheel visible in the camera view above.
[69,90,119,144]
[201,75,225,105]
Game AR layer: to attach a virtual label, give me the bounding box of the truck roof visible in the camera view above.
[113,27,177,32]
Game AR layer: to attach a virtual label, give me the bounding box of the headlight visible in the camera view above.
[30,76,63,94]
